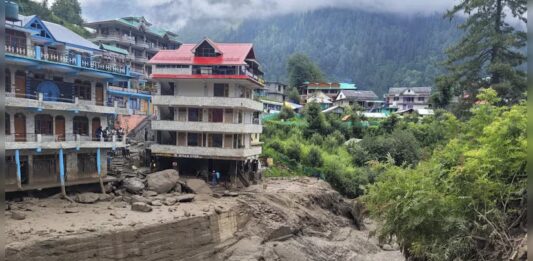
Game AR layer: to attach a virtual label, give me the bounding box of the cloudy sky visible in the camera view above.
[71,0,458,30]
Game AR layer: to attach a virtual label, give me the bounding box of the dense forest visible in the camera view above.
[178,8,462,95]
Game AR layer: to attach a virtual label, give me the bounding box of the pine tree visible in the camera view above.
[51,0,84,26]
[286,53,324,89]
[434,0,526,107]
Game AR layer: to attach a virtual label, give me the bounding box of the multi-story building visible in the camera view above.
[334,90,382,111]
[385,87,432,110]
[257,81,286,102]
[4,11,133,192]
[85,16,181,82]
[299,82,357,104]
[148,38,264,186]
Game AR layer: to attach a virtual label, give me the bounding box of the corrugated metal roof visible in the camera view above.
[388,87,432,95]
[101,43,129,55]
[338,90,379,100]
[149,39,254,65]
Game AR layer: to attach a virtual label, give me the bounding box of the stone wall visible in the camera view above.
[6,207,247,261]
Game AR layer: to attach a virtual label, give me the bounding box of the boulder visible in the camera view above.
[75,192,100,204]
[223,191,239,197]
[123,178,145,194]
[151,200,163,206]
[131,202,152,212]
[142,190,158,197]
[146,169,180,194]
[176,194,196,202]
[11,211,26,220]
[130,195,151,204]
[98,193,114,202]
[186,179,212,195]
[164,198,177,206]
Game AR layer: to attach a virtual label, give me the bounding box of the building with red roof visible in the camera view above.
[148,38,264,185]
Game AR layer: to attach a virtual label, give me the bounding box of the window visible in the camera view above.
[418,97,425,102]
[53,76,63,82]
[78,153,97,174]
[73,116,89,135]
[214,83,229,97]
[178,108,187,121]
[393,97,399,101]
[195,41,217,57]
[33,73,45,79]
[187,133,200,147]
[404,97,414,102]
[5,113,10,135]
[188,108,203,122]
[5,69,11,92]
[208,109,223,123]
[75,80,92,100]
[34,114,53,135]
[209,134,223,148]
[6,29,26,51]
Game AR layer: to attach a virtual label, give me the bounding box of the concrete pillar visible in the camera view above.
[10,69,15,94]
[27,154,34,185]
[66,152,78,178]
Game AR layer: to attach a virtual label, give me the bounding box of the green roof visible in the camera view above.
[116,17,179,43]
[339,83,357,89]
[306,82,357,90]
[101,44,129,55]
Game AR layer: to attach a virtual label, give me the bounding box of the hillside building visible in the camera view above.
[299,82,357,104]
[334,90,382,111]
[5,12,134,191]
[385,87,432,110]
[148,38,264,186]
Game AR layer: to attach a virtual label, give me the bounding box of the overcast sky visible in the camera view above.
[69,0,458,30]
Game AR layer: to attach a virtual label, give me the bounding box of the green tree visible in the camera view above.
[436,0,526,107]
[51,0,84,25]
[287,53,324,88]
[303,102,327,137]
[286,87,301,103]
[278,105,295,120]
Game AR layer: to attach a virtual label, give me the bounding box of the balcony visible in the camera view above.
[150,144,261,159]
[134,55,149,63]
[89,34,135,45]
[6,92,129,115]
[6,133,126,150]
[152,120,262,134]
[6,44,130,77]
[147,43,161,52]
[135,41,150,49]
[151,66,265,86]
[152,96,263,111]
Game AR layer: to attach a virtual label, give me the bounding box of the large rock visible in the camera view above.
[176,194,196,202]
[130,195,151,204]
[186,179,212,195]
[75,192,100,204]
[131,202,152,212]
[123,178,145,194]
[11,211,26,220]
[146,169,180,194]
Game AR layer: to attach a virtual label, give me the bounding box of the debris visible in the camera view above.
[146,169,180,194]
[131,202,152,212]
[176,194,196,202]
[75,192,100,204]
[64,209,79,214]
[110,212,127,219]
[223,191,239,197]
[98,193,114,202]
[11,211,26,220]
[214,206,224,214]
[130,195,151,204]
[122,178,145,194]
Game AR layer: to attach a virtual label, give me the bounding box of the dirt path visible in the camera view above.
[6,177,403,261]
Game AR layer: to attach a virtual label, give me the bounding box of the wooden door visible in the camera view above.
[14,114,26,142]
[91,118,101,140]
[55,116,65,141]
[15,73,26,98]
[95,84,104,105]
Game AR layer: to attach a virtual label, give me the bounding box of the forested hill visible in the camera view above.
[178,8,462,96]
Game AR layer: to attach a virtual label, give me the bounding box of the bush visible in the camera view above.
[305,147,323,167]
[278,105,295,120]
[285,144,302,161]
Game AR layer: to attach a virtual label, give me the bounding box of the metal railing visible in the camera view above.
[6,44,129,75]
[6,133,125,143]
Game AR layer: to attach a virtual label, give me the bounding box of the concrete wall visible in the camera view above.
[151,144,261,159]
[6,207,246,261]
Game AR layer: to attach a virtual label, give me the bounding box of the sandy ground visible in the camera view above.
[6,177,403,261]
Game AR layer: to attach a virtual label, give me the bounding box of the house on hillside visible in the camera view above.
[333,90,383,111]
[299,82,357,103]
[385,87,432,110]
[306,91,332,110]
[256,81,287,103]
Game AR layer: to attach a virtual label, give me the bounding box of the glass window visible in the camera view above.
[214,83,229,97]
[34,114,53,135]
[5,69,11,92]
[187,133,200,147]
[5,113,10,135]
[418,97,425,101]
[75,80,91,100]
[209,134,223,148]
[73,116,89,135]
[188,108,202,122]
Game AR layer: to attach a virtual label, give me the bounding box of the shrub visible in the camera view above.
[305,147,323,167]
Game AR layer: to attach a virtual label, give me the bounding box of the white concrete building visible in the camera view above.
[148,38,264,186]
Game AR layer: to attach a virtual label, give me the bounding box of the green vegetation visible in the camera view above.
[432,0,526,108]
[287,53,324,88]
[13,0,89,37]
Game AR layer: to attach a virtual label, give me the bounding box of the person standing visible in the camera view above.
[211,170,217,186]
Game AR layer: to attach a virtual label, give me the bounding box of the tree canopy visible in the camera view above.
[432,0,526,108]
[287,53,324,88]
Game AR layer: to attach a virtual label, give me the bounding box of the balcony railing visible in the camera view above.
[6,44,129,75]
[6,133,125,143]
[90,33,135,44]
